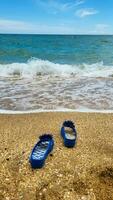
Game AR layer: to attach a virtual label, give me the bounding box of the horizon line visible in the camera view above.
[0,33,113,36]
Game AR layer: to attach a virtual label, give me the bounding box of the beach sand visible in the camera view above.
[0,112,113,200]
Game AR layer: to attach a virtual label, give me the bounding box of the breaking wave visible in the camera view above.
[0,58,113,78]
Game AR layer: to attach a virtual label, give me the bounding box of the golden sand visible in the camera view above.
[0,112,113,200]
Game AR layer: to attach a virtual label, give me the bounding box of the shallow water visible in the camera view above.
[0,34,113,112]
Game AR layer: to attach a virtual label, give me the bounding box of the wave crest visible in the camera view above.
[0,58,113,78]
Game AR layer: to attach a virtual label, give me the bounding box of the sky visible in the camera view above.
[0,0,113,34]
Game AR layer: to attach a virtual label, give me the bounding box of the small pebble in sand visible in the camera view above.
[43,188,47,192]
[6,197,10,200]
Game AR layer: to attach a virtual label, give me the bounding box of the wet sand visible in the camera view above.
[0,112,113,200]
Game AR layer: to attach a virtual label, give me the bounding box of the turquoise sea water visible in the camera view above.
[0,34,113,112]
[0,34,113,65]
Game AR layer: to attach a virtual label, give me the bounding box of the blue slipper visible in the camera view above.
[29,134,54,169]
[61,120,77,148]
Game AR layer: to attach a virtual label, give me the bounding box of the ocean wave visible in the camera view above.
[0,58,113,78]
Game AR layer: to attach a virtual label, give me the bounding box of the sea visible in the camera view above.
[0,34,113,113]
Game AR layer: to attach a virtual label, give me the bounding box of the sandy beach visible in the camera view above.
[0,112,113,200]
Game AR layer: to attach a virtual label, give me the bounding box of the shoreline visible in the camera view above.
[0,112,113,200]
[0,108,113,114]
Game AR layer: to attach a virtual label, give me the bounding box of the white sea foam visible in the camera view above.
[0,58,113,112]
[0,108,113,114]
[0,58,113,78]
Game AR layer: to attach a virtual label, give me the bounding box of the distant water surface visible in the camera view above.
[0,34,113,112]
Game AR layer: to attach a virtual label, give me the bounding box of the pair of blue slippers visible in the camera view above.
[29,120,77,169]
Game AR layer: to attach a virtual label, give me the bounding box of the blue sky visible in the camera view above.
[0,0,113,34]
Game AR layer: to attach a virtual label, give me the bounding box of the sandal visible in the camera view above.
[29,134,54,168]
[61,120,77,148]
